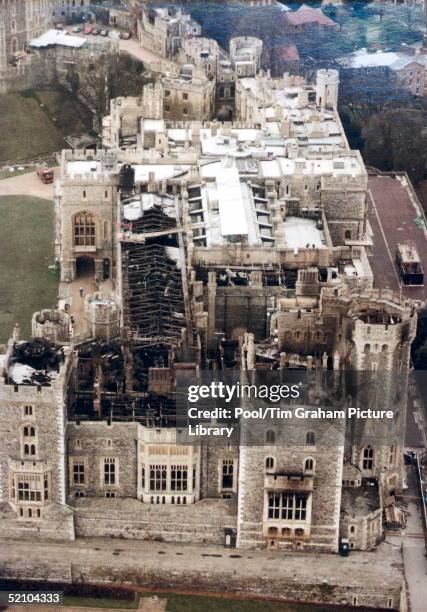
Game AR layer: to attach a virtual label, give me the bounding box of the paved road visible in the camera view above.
[0,171,54,200]
[388,465,427,612]
[119,38,179,73]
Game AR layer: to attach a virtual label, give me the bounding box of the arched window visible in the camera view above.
[266,430,275,444]
[74,212,96,247]
[362,446,374,470]
[267,526,278,536]
[304,458,314,473]
[21,424,37,457]
[265,457,274,470]
[10,37,18,54]
[364,344,370,353]
[305,431,315,446]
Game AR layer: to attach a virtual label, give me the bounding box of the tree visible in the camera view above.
[362,109,427,184]
[66,53,153,130]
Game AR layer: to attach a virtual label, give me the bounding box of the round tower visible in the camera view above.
[32,309,71,344]
[84,293,120,340]
[230,36,263,77]
[316,69,339,110]
[346,293,417,496]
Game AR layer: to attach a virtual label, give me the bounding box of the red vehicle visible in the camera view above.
[37,167,54,184]
[83,24,93,35]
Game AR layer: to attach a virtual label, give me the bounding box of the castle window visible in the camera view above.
[23,426,36,437]
[182,92,188,100]
[268,526,278,536]
[304,458,314,473]
[104,458,116,485]
[266,430,275,444]
[268,492,307,521]
[183,107,188,115]
[141,467,145,488]
[105,491,116,498]
[345,230,351,240]
[222,459,234,490]
[265,457,275,470]
[72,460,85,485]
[23,405,33,417]
[171,465,188,491]
[295,528,304,537]
[350,525,356,534]
[17,478,42,503]
[149,464,167,491]
[192,464,196,490]
[165,90,170,97]
[74,212,96,247]
[21,425,37,458]
[44,476,49,501]
[82,190,86,199]
[282,527,291,537]
[305,431,315,446]
[364,344,370,353]
[362,446,374,470]
[75,491,84,498]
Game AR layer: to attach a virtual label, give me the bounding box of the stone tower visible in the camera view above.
[316,69,339,110]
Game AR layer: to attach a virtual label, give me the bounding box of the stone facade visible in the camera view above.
[54,150,119,282]
[0,10,420,596]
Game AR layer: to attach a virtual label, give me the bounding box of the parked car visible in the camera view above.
[72,25,83,33]
[120,31,131,40]
[108,30,120,39]
[92,27,101,36]
[100,29,109,37]
[55,23,64,30]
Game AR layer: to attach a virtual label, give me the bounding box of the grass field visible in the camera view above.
[0,195,59,343]
[63,593,340,611]
[0,93,64,162]
[0,89,92,162]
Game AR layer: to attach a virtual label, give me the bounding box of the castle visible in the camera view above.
[0,6,420,587]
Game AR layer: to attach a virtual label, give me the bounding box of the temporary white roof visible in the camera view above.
[216,165,249,237]
[30,29,86,49]
[132,164,190,182]
[283,217,325,250]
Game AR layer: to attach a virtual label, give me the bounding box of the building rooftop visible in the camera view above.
[284,5,337,27]
[29,29,86,49]
[5,339,64,387]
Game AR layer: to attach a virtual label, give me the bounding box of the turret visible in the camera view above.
[316,69,339,110]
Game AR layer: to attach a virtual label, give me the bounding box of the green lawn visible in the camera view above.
[62,593,340,611]
[164,596,337,612]
[0,94,65,162]
[63,596,138,609]
[0,89,93,162]
[0,196,59,343]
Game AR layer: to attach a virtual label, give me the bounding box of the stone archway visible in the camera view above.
[76,256,95,279]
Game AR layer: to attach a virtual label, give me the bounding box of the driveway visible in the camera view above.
[0,170,55,200]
